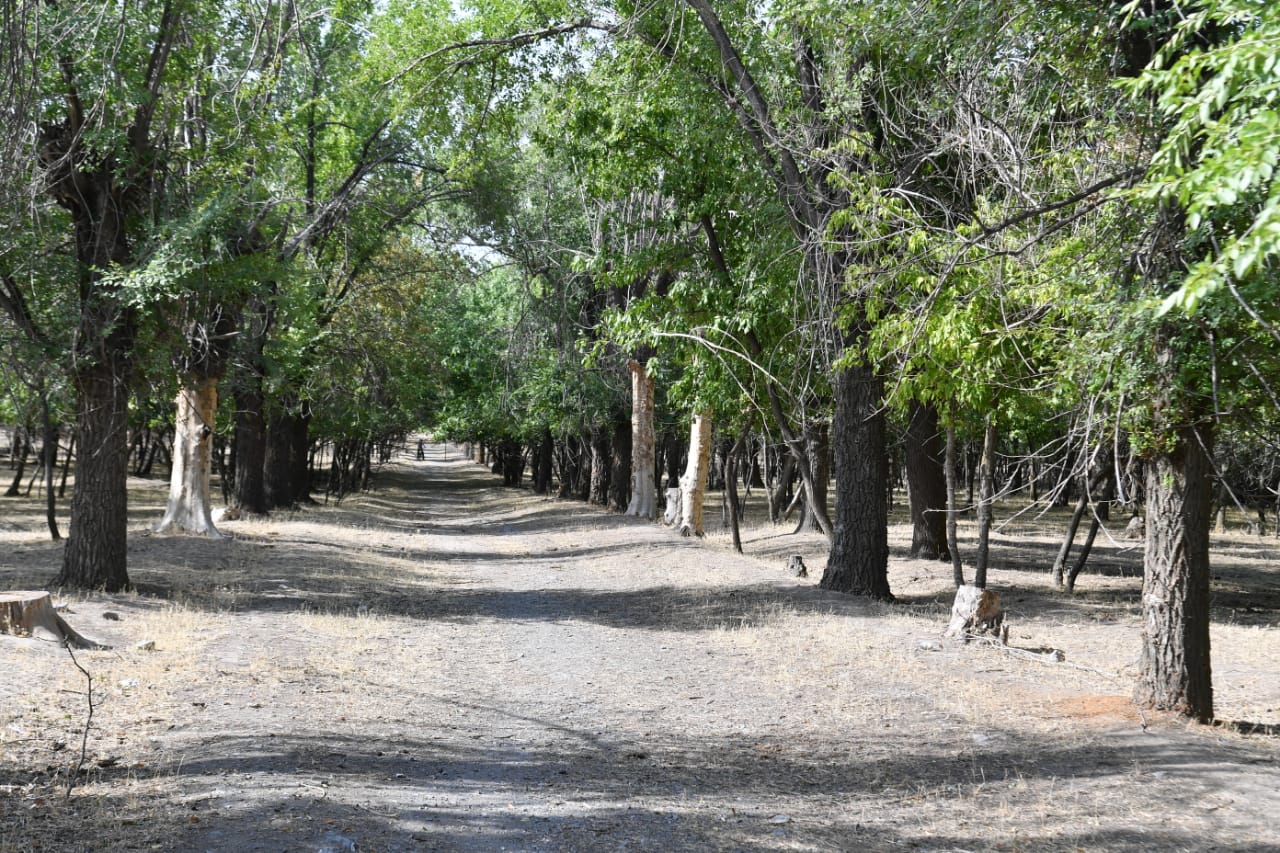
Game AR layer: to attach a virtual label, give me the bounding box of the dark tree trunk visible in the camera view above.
[41,397,60,541]
[1137,420,1215,722]
[534,428,554,495]
[588,425,610,506]
[289,407,314,504]
[54,361,132,591]
[264,407,296,510]
[5,428,27,497]
[608,417,631,512]
[233,379,268,515]
[905,401,949,560]
[820,357,891,599]
[726,434,746,553]
[1064,473,1112,593]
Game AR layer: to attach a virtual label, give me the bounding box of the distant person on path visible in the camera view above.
[416,439,426,460]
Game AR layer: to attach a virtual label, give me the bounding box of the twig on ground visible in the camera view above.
[62,641,95,799]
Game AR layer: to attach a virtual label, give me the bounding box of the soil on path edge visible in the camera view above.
[1,442,1278,852]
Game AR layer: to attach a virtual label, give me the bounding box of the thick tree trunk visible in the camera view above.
[973,416,997,589]
[820,358,891,599]
[608,416,632,512]
[906,401,949,560]
[1137,420,1215,723]
[625,360,658,518]
[232,378,268,515]
[155,380,223,537]
[54,360,132,592]
[588,426,610,506]
[679,409,714,537]
[264,406,296,510]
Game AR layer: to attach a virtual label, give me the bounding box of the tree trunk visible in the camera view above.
[626,360,658,518]
[820,357,891,599]
[41,396,60,541]
[233,378,268,515]
[1052,479,1091,588]
[588,425,610,506]
[5,428,27,497]
[1064,471,1110,594]
[1137,418,1215,723]
[796,422,829,533]
[973,416,998,589]
[54,360,132,592]
[768,452,796,523]
[264,406,296,510]
[534,428,554,495]
[609,416,632,512]
[906,401,949,560]
[155,380,224,537]
[679,409,714,537]
[726,434,746,553]
[946,423,964,587]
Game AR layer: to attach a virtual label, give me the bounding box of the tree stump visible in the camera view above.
[944,585,1006,641]
[0,592,109,649]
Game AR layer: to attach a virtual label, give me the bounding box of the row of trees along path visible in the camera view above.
[0,442,1277,851]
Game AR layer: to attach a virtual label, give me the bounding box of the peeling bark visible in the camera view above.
[155,381,224,537]
[678,409,713,537]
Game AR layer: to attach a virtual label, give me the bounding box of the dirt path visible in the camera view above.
[2,443,1278,852]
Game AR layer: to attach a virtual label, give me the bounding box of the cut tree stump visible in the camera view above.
[945,585,1007,642]
[0,591,110,649]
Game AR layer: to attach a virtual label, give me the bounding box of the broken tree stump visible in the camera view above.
[0,592,109,649]
[788,554,808,578]
[944,585,1007,642]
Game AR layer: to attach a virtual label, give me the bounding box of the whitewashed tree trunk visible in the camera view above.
[625,360,657,519]
[679,408,713,537]
[155,380,224,537]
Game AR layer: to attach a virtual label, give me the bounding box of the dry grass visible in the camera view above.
[2,446,1278,852]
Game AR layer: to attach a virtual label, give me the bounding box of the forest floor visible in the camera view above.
[1,442,1279,853]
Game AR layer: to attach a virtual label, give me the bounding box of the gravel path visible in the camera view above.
[2,442,1278,852]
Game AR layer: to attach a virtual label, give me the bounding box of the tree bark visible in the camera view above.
[906,401,949,560]
[679,409,714,537]
[54,360,132,592]
[41,396,60,541]
[973,416,997,589]
[820,356,891,599]
[1137,419,1215,722]
[534,428,554,495]
[155,380,223,536]
[588,425,610,506]
[232,377,268,515]
[625,360,658,518]
[796,421,829,533]
[946,423,965,587]
[608,415,632,512]
[726,433,746,553]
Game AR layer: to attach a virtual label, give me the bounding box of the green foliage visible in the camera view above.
[1124,0,1280,314]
